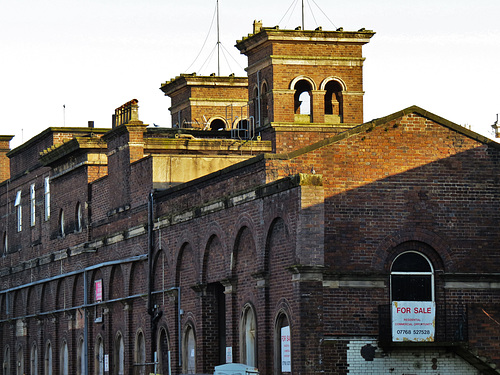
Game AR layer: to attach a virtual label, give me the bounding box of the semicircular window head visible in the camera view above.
[391,251,434,302]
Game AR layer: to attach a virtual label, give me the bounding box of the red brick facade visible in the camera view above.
[0,21,499,375]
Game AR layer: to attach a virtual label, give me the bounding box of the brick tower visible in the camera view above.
[236,21,374,152]
[160,73,248,131]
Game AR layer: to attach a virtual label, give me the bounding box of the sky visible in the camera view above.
[1,0,499,149]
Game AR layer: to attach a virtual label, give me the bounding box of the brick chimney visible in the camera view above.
[103,100,147,211]
[0,136,13,182]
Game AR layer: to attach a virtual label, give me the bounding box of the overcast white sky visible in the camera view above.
[1,0,499,149]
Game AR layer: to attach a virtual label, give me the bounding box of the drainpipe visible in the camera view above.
[83,270,89,375]
[147,191,156,365]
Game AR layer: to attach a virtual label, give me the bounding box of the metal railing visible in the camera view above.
[378,303,468,346]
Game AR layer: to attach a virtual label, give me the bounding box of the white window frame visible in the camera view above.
[390,251,435,302]
[44,177,50,221]
[15,190,22,232]
[59,210,65,238]
[30,183,36,227]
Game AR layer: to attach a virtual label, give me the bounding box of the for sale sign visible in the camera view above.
[95,279,103,302]
[281,326,291,372]
[392,301,435,342]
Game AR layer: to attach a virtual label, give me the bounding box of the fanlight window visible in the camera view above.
[391,251,434,302]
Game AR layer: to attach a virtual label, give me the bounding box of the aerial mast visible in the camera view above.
[217,0,221,76]
[302,0,305,30]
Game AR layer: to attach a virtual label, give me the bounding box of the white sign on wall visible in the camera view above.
[226,347,233,363]
[281,326,291,372]
[95,279,103,302]
[392,301,435,342]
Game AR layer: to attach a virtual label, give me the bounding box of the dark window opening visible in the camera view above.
[293,80,312,115]
[391,252,434,302]
[324,80,343,119]
[210,119,226,131]
[261,82,269,125]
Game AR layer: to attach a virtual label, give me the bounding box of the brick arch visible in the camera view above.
[372,228,451,272]
[41,282,55,313]
[176,241,200,286]
[91,269,104,303]
[384,241,446,274]
[152,249,169,293]
[56,278,69,311]
[109,264,124,300]
[207,116,228,131]
[129,261,147,296]
[261,214,295,272]
[232,226,258,278]
[72,273,84,308]
[233,226,259,328]
[26,286,38,316]
[202,234,230,284]
[177,242,198,336]
[13,289,24,318]
[273,301,294,375]
[289,75,317,90]
[201,222,229,283]
[156,325,171,375]
[273,298,295,328]
[232,213,258,252]
[319,76,347,91]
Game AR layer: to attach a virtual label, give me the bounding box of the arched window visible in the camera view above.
[16,346,23,375]
[261,82,269,125]
[135,331,146,375]
[252,87,260,125]
[391,251,435,342]
[391,251,434,302]
[294,80,312,116]
[15,190,22,232]
[60,341,68,375]
[324,80,343,120]
[95,337,104,375]
[77,338,85,375]
[241,305,257,367]
[75,202,82,232]
[2,233,7,257]
[30,343,38,375]
[115,333,125,375]
[209,118,226,131]
[59,209,65,238]
[44,342,52,375]
[4,346,11,375]
[158,328,170,375]
[183,325,196,374]
[275,313,291,374]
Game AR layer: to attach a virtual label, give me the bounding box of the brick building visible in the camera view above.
[1,20,500,375]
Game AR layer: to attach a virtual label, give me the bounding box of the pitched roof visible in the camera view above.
[268,105,500,160]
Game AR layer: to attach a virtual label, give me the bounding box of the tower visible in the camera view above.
[236,21,375,152]
[160,73,248,131]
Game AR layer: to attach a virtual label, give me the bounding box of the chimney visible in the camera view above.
[88,121,94,128]
[253,20,263,34]
[112,99,140,128]
[0,136,14,182]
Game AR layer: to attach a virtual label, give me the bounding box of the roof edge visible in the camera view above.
[269,105,500,160]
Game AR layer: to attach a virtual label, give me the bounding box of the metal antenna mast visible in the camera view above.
[302,0,305,29]
[217,0,221,76]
